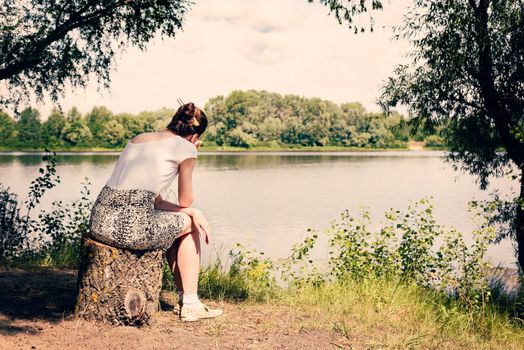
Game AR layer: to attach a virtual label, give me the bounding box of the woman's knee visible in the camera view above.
[179,213,193,234]
[177,213,201,242]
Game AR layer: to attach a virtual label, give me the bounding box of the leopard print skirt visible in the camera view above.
[88,186,187,250]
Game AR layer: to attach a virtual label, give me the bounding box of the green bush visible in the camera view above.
[0,185,25,261]
[0,151,92,267]
[424,135,446,148]
[0,151,61,264]
[279,198,497,310]
[35,179,92,267]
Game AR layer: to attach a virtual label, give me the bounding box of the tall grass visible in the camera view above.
[163,199,524,348]
[163,247,277,302]
[175,256,524,349]
[281,280,524,349]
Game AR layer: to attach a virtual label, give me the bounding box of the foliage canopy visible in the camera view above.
[379,0,524,268]
[0,0,191,108]
[0,90,428,150]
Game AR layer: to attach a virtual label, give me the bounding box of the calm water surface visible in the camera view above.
[0,151,518,266]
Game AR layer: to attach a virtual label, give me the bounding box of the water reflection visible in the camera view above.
[0,153,119,166]
[0,150,445,169]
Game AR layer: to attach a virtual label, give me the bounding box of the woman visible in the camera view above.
[88,102,223,322]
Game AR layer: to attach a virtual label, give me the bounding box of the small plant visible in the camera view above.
[0,185,24,261]
[228,243,277,301]
[328,208,373,280]
[36,179,92,267]
[0,150,61,264]
[279,228,325,288]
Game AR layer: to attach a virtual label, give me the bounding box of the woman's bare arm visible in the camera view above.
[177,157,196,207]
[153,156,212,243]
[154,193,212,244]
[154,195,194,215]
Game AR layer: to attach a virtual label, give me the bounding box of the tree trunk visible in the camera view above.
[75,237,164,326]
[516,170,524,271]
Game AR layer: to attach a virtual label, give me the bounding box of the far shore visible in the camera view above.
[0,145,446,155]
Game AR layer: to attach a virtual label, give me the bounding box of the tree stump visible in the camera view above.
[75,237,164,326]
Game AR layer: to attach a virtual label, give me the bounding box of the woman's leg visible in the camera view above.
[166,240,182,293]
[164,212,223,321]
[166,215,200,294]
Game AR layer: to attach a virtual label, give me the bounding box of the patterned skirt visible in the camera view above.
[88,186,187,250]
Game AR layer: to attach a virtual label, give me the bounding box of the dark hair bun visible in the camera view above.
[167,102,208,137]
[179,103,196,123]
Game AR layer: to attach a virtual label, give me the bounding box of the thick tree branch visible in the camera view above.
[467,0,478,12]
[0,0,129,81]
[475,1,524,167]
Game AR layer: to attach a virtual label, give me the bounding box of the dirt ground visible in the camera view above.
[0,268,347,350]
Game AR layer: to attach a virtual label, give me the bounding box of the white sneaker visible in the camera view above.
[172,300,182,315]
[179,301,224,322]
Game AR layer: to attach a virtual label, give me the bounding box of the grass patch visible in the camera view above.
[185,261,524,349]
[279,280,524,349]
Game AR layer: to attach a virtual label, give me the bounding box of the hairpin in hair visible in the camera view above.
[177,97,184,106]
[190,117,200,127]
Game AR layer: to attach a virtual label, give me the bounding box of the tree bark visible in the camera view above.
[475,3,524,168]
[516,170,524,271]
[472,1,524,270]
[75,237,164,326]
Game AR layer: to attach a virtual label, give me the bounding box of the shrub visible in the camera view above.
[276,198,498,311]
[0,185,25,261]
[0,151,92,267]
[424,135,445,148]
[0,150,60,264]
[35,179,92,267]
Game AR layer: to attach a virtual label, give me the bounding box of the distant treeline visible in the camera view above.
[0,90,443,150]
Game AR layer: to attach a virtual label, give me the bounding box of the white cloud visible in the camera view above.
[240,31,290,64]
[31,0,413,119]
[192,0,310,64]
[193,0,309,33]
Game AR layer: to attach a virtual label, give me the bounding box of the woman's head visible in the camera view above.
[166,102,208,137]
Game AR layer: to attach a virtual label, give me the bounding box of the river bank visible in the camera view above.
[0,267,523,350]
[0,141,445,154]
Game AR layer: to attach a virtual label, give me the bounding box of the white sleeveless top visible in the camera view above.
[105,135,198,195]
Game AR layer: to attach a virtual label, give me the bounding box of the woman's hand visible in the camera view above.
[155,196,211,244]
[190,208,212,244]
[189,134,202,148]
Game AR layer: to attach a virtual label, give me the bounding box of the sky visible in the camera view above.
[35,0,412,118]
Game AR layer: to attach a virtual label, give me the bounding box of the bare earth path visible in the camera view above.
[0,268,345,350]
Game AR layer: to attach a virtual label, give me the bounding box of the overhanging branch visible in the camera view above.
[0,0,130,81]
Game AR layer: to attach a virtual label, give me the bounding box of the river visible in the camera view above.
[0,151,518,266]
